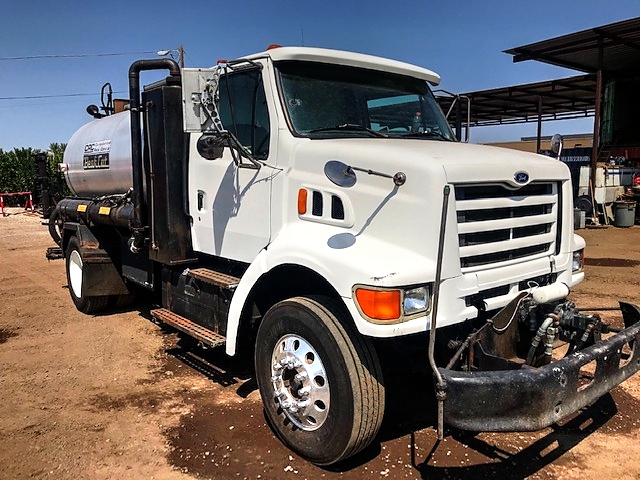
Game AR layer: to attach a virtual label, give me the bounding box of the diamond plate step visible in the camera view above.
[187,268,240,289]
[151,308,226,348]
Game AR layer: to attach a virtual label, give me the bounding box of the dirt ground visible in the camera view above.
[1,207,640,480]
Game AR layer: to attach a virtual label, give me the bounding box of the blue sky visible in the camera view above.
[1,0,638,151]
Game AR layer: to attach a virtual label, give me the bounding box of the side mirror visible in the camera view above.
[324,160,357,187]
[197,133,225,160]
[550,134,563,160]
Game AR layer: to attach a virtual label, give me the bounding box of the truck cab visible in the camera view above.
[180,47,584,342]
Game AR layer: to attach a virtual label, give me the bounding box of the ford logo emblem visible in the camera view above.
[514,171,529,184]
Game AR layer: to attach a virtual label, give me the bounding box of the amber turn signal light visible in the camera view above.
[354,288,401,321]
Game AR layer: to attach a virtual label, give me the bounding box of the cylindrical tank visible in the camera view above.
[62,111,133,197]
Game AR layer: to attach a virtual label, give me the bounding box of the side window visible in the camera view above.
[219,69,271,158]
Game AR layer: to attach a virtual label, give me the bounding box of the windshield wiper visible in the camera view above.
[308,124,388,138]
[398,130,452,141]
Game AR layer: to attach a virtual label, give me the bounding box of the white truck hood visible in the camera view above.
[284,137,571,276]
[287,138,571,192]
[426,141,570,185]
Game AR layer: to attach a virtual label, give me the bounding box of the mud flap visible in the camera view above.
[71,224,130,297]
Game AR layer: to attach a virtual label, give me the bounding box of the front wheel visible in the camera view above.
[65,237,109,314]
[255,296,384,465]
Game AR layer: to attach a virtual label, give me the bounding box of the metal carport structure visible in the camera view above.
[437,74,597,153]
[440,17,640,190]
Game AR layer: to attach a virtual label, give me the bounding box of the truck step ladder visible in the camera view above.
[186,268,240,290]
[151,308,226,348]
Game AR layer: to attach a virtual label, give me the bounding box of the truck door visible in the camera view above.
[188,67,273,262]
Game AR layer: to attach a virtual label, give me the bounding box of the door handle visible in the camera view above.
[197,190,205,211]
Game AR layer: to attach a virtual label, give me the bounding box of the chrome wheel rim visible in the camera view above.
[270,334,330,431]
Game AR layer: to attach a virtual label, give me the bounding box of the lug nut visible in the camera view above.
[298,386,311,396]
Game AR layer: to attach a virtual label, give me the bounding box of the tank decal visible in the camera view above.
[83,140,111,170]
[77,204,87,212]
[98,206,111,215]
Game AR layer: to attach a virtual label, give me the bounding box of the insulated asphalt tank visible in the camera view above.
[62,111,133,197]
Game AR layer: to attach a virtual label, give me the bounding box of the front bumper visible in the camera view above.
[440,302,640,431]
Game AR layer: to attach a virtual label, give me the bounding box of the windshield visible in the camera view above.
[276,60,455,141]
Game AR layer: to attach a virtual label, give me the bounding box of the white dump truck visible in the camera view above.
[48,46,640,465]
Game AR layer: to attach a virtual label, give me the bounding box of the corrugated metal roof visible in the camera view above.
[437,74,596,126]
[504,17,640,74]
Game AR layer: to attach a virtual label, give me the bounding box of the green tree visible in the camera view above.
[46,143,70,197]
[0,144,69,206]
[0,147,36,195]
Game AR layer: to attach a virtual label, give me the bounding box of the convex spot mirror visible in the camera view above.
[324,160,356,187]
[550,134,563,160]
[197,133,225,160]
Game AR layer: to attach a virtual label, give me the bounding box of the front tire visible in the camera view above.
[255,296,384,465]
[65,237,109,314]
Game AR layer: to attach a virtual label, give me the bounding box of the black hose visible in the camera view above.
[48,208,62,246]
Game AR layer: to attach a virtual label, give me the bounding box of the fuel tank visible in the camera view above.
[62,111,133,197]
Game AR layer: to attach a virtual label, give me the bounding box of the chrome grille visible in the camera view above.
[455,182,559,271]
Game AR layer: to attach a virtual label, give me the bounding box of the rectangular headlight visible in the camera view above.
[572,249,584,272]
[403,286,430,316]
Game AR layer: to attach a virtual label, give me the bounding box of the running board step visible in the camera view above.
[151,308,226,348]
[186,268,240,290]
[45,246,64,261]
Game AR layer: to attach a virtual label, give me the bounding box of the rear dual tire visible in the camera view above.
[65,237,109,314]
